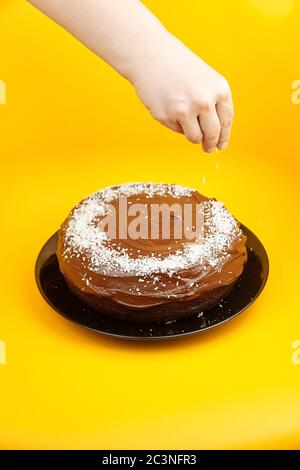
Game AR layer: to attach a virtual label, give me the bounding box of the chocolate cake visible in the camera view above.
[57,183,247,322]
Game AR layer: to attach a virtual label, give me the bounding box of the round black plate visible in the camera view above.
[35,225,269,340]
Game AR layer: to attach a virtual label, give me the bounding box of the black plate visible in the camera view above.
[35,225,269,340]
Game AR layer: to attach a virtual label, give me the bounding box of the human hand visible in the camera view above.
[28,0,233,152]
[130,33,234,152]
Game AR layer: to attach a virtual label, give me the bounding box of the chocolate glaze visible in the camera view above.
[57,184,247,317]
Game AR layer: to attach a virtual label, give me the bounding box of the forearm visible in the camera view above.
[27,0,169,82]
[27,0,234,151]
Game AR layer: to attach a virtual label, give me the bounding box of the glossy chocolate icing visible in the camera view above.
[57,184,247,313]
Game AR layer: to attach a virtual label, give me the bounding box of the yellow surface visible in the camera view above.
[0,0,300,450]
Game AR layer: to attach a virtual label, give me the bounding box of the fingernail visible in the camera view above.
[206,148,215,154]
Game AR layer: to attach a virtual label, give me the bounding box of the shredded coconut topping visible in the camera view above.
[62,183,241,276]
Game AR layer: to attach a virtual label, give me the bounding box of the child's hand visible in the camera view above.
[28,0,233,152]
[131,34,233,152]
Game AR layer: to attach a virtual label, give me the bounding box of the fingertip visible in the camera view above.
[202,145,216,154]
[188,136,203,145]
[217,142,228,151]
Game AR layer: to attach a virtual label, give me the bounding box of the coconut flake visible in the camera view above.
[62,183,241,277]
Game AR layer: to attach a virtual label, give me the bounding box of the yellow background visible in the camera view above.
[0,0,300,449]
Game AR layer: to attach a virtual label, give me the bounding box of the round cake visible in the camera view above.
[57,183,247,322]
